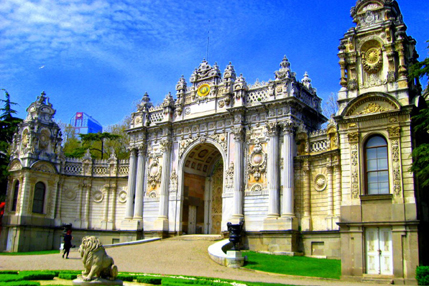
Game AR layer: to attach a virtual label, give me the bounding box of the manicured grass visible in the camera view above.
[0,270,295,286]
[0,251,60,256]
[243,251,341,279]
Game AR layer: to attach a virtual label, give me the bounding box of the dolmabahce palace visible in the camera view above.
[1,0,428,284]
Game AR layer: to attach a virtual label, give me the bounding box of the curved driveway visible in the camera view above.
[0,238,380,286]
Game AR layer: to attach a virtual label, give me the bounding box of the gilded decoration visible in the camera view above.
[348,132,360,144]
[345,95,399,116]
[358,102,385,115]
[247,142,267,182]
[362,47,383,74]
[388,126,401,138]
[391,139,402,196]
[197,83,210,97]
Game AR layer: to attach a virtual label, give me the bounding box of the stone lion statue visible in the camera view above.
[78,236,118,281]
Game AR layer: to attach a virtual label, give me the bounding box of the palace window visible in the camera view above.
[365,135,389,194]
[32,182,46,214]
[11,181,19,211]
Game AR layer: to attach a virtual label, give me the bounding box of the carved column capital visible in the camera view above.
[266,122,278,137]
[348,131,359,143]
[280,120,294,134]
[160,138,172,152]
[388,126,401,139]
[231,126,244,142]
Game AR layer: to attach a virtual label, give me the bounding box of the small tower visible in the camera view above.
[11,91,63,168]
[337,0,420,114]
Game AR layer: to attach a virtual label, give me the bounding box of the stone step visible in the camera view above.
[169,234,223,241]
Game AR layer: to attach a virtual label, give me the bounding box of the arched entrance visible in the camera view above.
[181,143,223,234]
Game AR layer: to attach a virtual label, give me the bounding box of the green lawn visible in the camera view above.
[243,251,341,279]
[0,271,295,286]
[0,250,60,256]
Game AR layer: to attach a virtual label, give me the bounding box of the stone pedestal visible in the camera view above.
[226,250,244,268]
[73,277,123,286]
[153,217,169,232]
[120,219,140,231]
[263,216,298,231]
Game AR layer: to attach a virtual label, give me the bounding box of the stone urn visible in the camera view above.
[227,221,244,251]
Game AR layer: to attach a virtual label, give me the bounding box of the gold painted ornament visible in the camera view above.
[362,47,382,74]
[197,84,210,97]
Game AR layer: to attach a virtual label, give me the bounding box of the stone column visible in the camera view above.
[326,165,334,230]
[281,122,295,217]
[154,138,172,231]
[232,126,244,220]
[333,164,341,230]
[301,160,312,231]
[109,184,117,227]
[102,185,109,223]
[83,181,91,229]
[134,143,146,219]
[125,147,137,219]
[266,122,280,217]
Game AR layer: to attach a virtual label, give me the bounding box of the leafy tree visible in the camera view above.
[61,116,130,160]
[409,40,429,187]
[409,40,429,83]
[0,90,22,201]
[79,132,121,160]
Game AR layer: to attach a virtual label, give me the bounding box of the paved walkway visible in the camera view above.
[0,238,380,286]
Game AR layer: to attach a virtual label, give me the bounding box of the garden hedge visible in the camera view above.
[416,266,429,285]
[136,277,162,284]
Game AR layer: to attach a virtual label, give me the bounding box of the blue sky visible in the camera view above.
[1,0,428,128]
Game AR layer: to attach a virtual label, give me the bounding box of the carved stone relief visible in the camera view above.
[247,143,267,182]
[92,190,104,203]
[147,155,162,190]
[169,169,178,192]
[314,174,327,192]
[225,163,234,189]
[118,190,127,203]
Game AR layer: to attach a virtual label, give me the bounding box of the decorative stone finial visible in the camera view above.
[301,72,312,89]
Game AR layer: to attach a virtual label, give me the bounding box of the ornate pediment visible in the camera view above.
[31,161,57,174]
[9,160,22,171]
[344,94,400,117]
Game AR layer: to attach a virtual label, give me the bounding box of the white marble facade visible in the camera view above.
[123,56,325,236]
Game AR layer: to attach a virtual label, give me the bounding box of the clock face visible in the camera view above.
[197,84,210,97]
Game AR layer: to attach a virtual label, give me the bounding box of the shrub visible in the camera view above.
[0,276,22,282]
[417,266,429,285]
[0,282,40,286]
[136,277,162,284]
[58,273,78,280]
[0,272,19,275]
[18,272,55,280]
[161,278,224,286]
[116,274,134,282]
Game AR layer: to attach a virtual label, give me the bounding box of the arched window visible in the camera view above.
[32,182,46,214]
[11,180,19,211]
[365,135,389,195]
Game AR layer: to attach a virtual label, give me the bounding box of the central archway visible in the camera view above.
[180,142,224,234]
